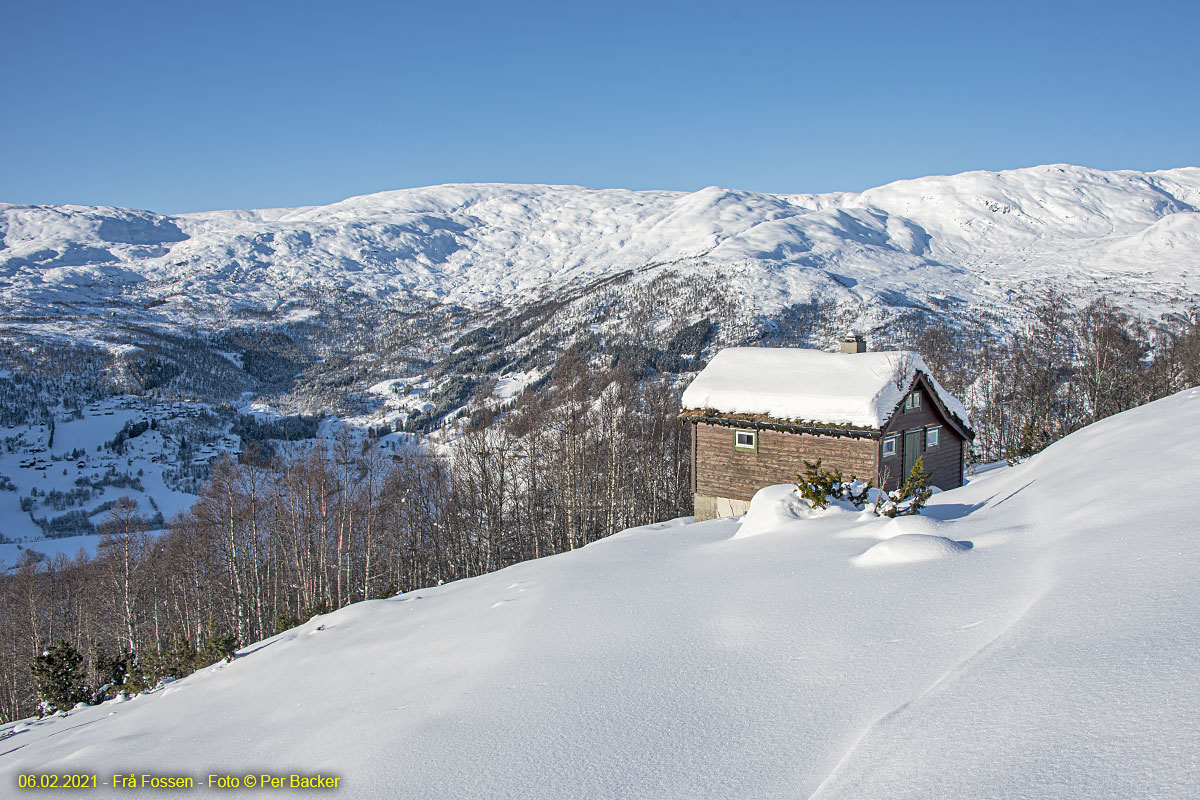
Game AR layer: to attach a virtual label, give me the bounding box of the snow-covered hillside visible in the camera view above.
[3,164,1199,327]
[4,388,1197,798]
[2,163,1198,458]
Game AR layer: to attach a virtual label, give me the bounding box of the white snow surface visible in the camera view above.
[733,482,825,538]
[681,347,970,429]
[3,389,1200,798]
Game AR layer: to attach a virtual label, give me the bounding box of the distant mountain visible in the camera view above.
[4,164,1198,318]
[1,165,1198,421]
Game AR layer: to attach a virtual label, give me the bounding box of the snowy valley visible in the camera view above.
[3,164,1200,562]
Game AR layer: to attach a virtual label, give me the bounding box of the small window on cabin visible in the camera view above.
[733,430,757,452]
[905,391,921,411]
[882,435,898,458]
[926,425,941,449]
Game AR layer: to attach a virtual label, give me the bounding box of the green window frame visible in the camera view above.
[926,425,941,449]
[733,430,757,452]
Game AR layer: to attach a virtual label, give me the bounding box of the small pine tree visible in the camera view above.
[876,456,933,517]
[797,459,872,510]
[1005,422,1050,466]
[797,459,837,509]
[275,611,300,634]
[899,456,933,513]
[31,640,88,715]
[304,600,332,619]
[88,645,131,703]
[198,631,239,665]
[132,633,197,690]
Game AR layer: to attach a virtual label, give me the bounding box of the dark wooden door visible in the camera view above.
[903,430,922,480]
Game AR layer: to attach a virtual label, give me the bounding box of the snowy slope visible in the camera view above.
[2,165,1199,329]
[3,389,1198,798]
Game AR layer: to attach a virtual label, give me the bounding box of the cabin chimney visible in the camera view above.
[841,334,866,354]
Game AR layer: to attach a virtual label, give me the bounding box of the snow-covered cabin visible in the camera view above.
[681,342,974,521]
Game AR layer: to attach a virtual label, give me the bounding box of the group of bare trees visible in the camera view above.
[906,295,1200,463]
[0,358,691,722]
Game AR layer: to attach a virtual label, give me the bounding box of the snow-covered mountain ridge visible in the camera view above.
[3,164,1199,326]
[2,163,1199,439]
[4,387,1197,798]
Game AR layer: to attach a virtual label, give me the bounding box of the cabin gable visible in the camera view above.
[878,373,968,492]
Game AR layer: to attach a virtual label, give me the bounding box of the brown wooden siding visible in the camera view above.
[694,422,878,503]
[879,384,965,491]
[690,421,699,493]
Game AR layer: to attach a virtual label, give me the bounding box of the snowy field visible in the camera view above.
[0,397,235,567]
[2,389,1198,798]
[0,391,438,568]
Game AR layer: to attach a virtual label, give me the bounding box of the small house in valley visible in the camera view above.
[681,340,974,521]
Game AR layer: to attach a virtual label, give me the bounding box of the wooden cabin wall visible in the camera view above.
[694,422,877,503]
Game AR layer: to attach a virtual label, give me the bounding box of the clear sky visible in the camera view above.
[2,0,1197,213]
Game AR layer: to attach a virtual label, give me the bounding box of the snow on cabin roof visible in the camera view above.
[681,347,971,430]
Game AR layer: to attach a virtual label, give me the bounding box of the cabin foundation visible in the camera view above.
[693,493,751,522]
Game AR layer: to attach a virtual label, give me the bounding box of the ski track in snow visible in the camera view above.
[807,568,1053,799]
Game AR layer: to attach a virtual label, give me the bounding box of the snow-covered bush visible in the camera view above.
[796,459,872,510]
[124,629,240,694]
[31,641,89,716]
[200,632,239,665]
[874,456,933,517]
[88,646,132,704]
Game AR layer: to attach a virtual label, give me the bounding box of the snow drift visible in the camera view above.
[3,389,1200,798]
[854,533,972,566]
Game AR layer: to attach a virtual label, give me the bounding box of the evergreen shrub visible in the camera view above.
[796,459,872,510]
[31,641,88,715]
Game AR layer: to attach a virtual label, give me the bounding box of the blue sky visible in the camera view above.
[2,1,1197,213]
